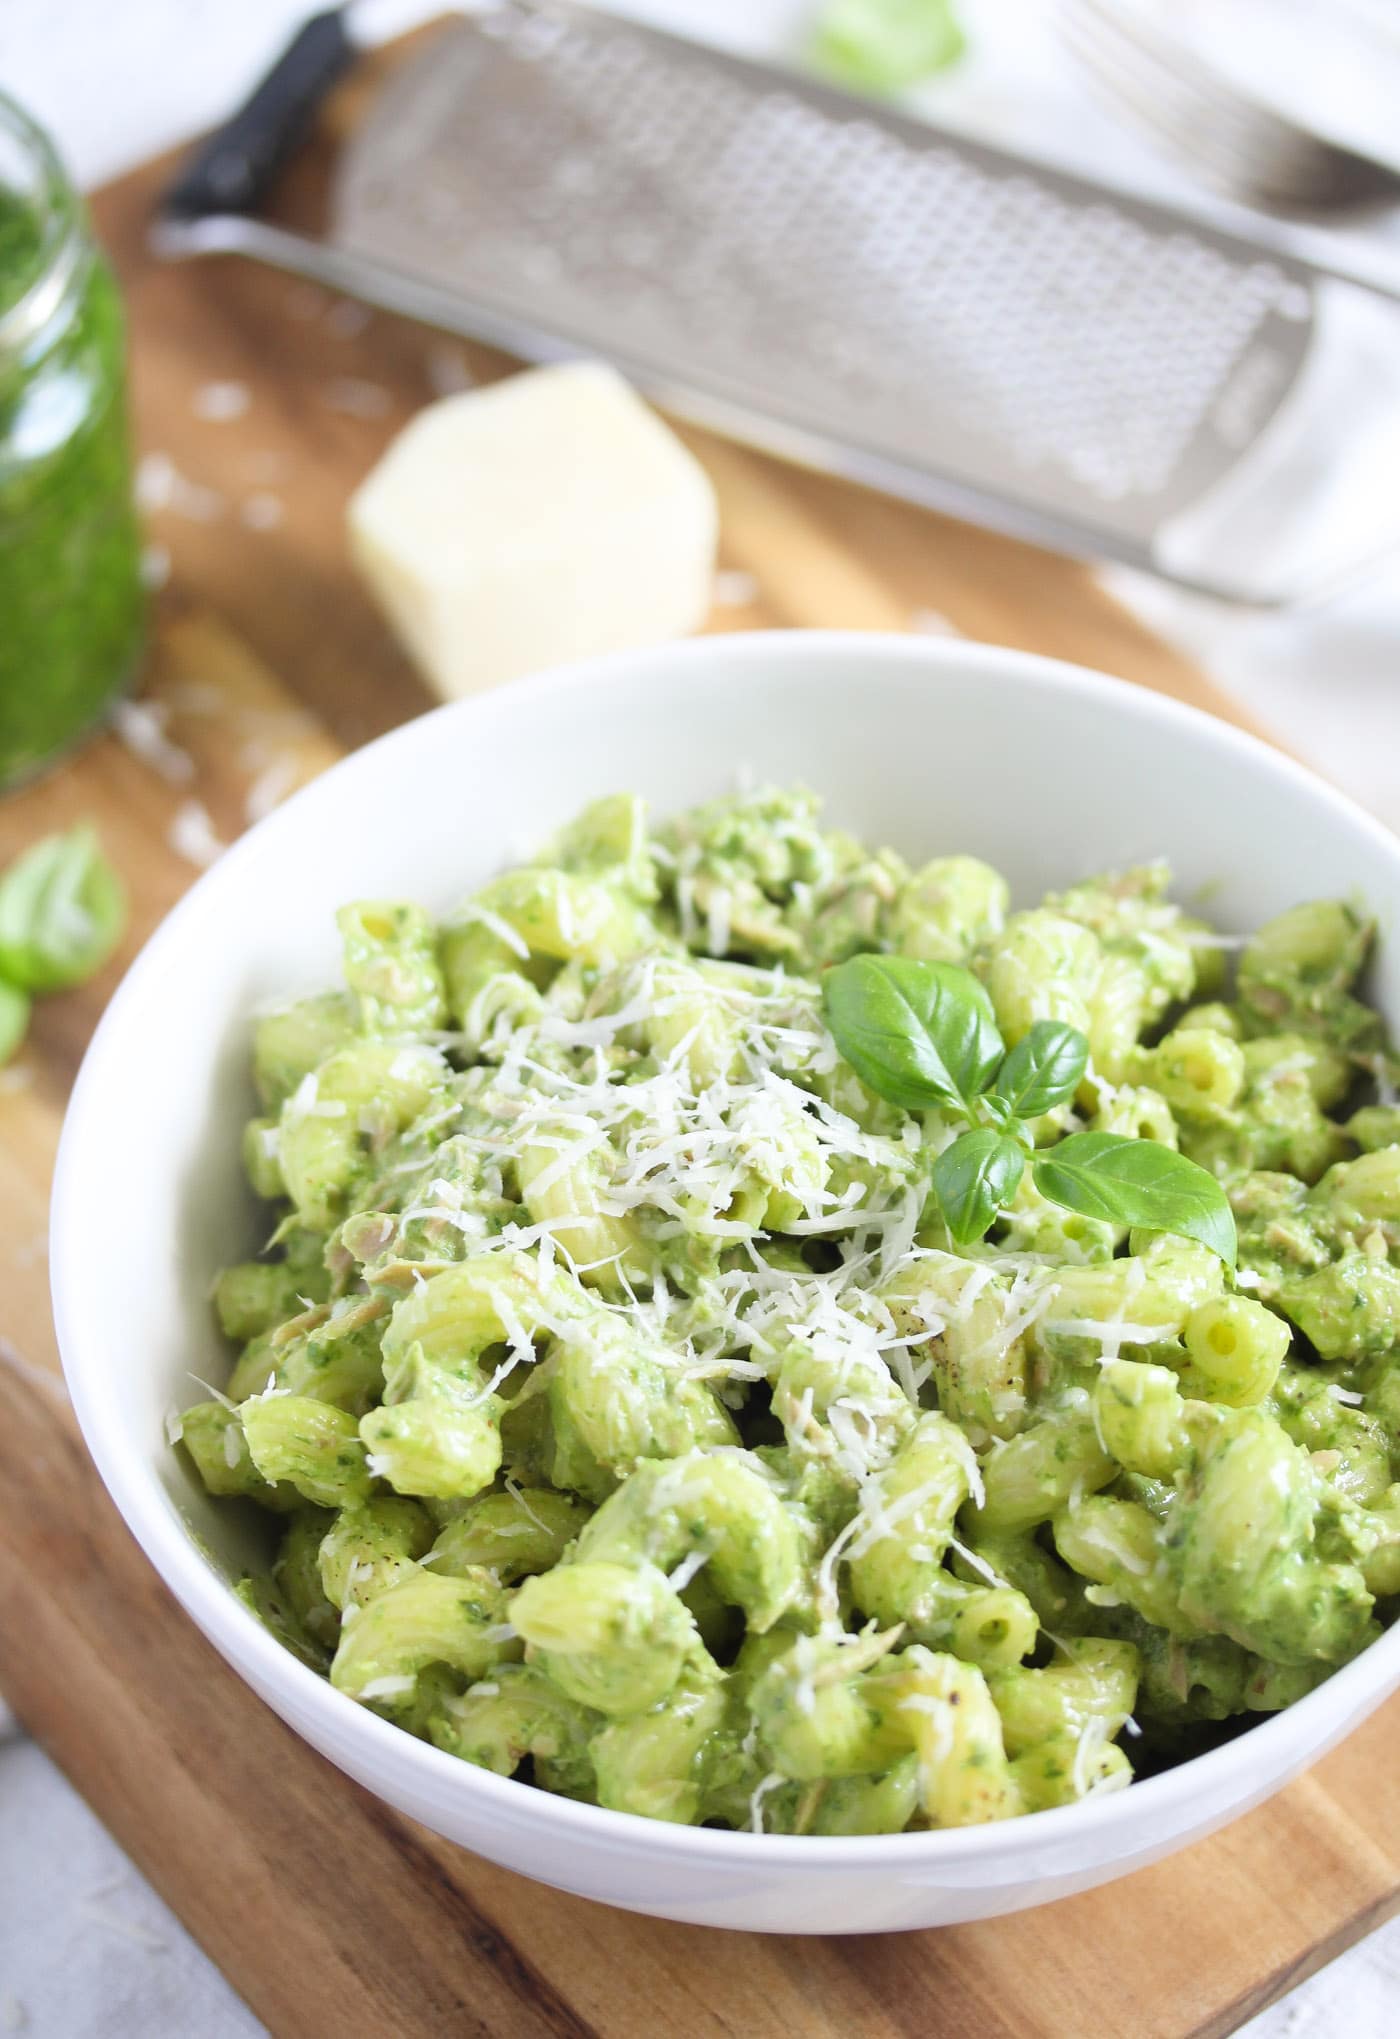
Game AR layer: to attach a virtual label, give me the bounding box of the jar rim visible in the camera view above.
[0,88,83,357]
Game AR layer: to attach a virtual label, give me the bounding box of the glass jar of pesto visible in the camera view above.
[0,91,144,788]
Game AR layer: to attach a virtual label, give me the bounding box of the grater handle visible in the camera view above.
[158,9,355,220]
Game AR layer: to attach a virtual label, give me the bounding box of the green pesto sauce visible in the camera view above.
[0,182,144,786]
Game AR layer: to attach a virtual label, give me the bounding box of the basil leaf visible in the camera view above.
[977,1091,1019,1133]
[812,0,966,97]
[932,1129,1025,1245]
[992,1020,1089,1119]
[1032,1131,1236,1267]
[0,826,126,993]
[822,955,1004,1113]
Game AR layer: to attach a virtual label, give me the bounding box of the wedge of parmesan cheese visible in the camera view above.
[347,360,718,699]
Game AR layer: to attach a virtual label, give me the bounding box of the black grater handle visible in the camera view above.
[158,9,355,221]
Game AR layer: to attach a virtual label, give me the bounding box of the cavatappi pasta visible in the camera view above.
[177,787,1400,1833]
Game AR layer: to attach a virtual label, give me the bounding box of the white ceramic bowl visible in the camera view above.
[54,633,1400,1934]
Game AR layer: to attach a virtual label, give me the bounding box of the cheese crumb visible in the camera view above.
[140,543,172,591]
[713,568,759,607]
[192,380,251,423]
[325,298,373,340]
[909,606,960,637]
[323,377,393,420]
[112,699,195,785]
[241,492,285,532]
[359,1674,416,1702]
[135,451,225,522]
[244,754,299,825]
[425,343,476,397]
[168,799,226,869]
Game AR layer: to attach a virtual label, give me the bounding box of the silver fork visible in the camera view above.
[1059,0,1400,210]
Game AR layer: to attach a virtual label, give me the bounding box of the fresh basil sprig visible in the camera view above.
[821,954,1236,1264]
[0,825,126,993]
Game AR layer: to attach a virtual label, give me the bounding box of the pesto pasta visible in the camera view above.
[178,786,1400,1834]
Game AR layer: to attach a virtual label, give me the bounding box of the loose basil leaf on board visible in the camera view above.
[932,1128,1026,1245]
[822,955,1004,1114]
[0,825,126,993]
[1032,1131,1237,1267]
[992,1020,1089,1120]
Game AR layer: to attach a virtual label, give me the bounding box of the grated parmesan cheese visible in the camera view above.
[168,799,226,869]
[240,491,285,532]
[712,568,759,607]
[111,699,196,785]
[908,606,961,637]
[748,1770,786,1834]
[325,297,373,340]
[666,1547,712,1594]
[359,1674,416,1702]
[135,450,225,522]
[244,754,299,825]
[192,379,251,423]
[140,542,172,591]
[450,903,531,961]
[322,376,393,419]
[425,342,476,397]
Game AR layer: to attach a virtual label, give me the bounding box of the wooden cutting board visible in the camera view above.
[2,25,1398,2038]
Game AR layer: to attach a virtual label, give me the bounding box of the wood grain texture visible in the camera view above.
[6,1354,1400,2039]
[2,23,1396,2037]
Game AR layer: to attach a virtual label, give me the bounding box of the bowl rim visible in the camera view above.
[53,627,1400,1869]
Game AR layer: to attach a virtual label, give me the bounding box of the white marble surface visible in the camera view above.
[2,2,1400,2032]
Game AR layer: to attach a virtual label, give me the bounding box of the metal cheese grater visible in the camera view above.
[153,1,1400,604]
